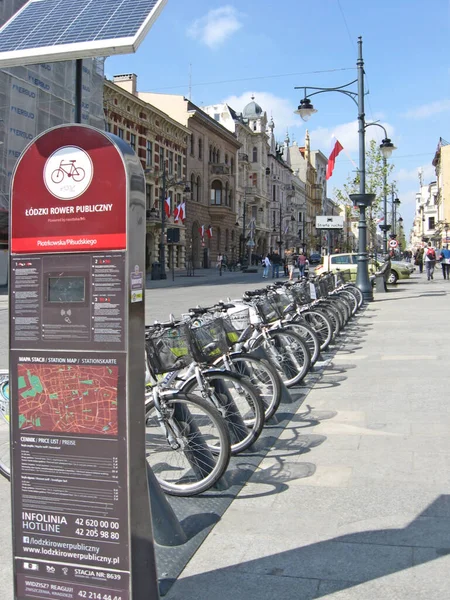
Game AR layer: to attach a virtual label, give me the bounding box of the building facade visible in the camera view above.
[431,138,450,246]
[411,179,439,249]
[105,76,189,273]
[136,92,241,268]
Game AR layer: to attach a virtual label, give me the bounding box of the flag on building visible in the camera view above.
[207,225,213,239]
[173,203,180,223]
[179,201,186,223]
[284,224,289,234]
[164,196,171,218]
[326,139,344,180]
[376,216,385,224]
[199,225,205,238]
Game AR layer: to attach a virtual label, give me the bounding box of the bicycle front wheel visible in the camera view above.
[180,370,265,454]
[145,392,231,497]
[0,375,10,481]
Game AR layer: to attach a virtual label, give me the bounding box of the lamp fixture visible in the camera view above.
[294,98,317,122]
[379,137,397,159]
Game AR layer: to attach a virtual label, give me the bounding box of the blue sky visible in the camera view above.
[107,0,450,235]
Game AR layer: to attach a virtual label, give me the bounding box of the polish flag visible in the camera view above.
[199,225,205,238]
[326,139,344,180]
[164,196,171,218]
[207,225,213,239]
[376,216,385,224]
[173,203,180,222]
[179,202,186,223]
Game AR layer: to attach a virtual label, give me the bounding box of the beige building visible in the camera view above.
[432,138,450,245]
[104,76,189,273]
[135,92,241,268]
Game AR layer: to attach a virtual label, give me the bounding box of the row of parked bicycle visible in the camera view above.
[0,272,363,495]
[143,271,363,496]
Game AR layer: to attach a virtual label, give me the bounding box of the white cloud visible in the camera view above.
[308,120,395,155]
[395,164,435,184]
[402,99,450,119]
[187,6,243,49]
[222,91,302,132]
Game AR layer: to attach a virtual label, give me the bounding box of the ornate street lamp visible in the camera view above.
[294,36,375,301]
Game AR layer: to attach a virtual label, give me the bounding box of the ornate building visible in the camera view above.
[104,76,189,272]
[202,98,271,261]
[137,92,240,268]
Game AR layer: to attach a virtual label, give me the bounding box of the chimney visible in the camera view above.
[113,73,137,96]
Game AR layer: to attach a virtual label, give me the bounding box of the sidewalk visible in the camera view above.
[164,272,450,600]
[146,266,264,289]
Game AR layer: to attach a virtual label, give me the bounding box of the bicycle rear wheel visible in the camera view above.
[180,370,265,454]
[0,374,10,481]
[145,392,231,497]
[301,310,333,351]
[282,321,321,365]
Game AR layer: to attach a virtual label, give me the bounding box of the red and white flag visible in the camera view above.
[207,225,213,239]
[164,196,171,218]
[179,201,186,223]
[376,216,384,224]
[199,225,205,239]
[173,203,180,223]
[326,139,344,180]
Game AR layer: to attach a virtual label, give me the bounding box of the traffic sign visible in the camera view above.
[389,239,398,248]
[247,240,256,247]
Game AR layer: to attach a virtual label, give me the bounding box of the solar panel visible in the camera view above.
[0,0,167,67]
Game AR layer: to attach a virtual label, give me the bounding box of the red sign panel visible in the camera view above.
[11,125,127,253]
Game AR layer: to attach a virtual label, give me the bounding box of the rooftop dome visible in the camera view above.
[242,95,263,119]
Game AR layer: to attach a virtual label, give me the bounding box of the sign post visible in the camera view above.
[9,125,159,600]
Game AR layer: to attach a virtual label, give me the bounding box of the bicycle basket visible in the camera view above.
[254,296,282,324]
[190,318,229,364]
[271,291,292,314]
[221,316,241,347]
[145,323,193,374]
[227,306,251,332]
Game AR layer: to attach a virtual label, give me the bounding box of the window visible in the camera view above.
[251,173,257,187]
[159,146,165,171]
[214,113,220,121]
[198,137,202,159]
[230,157,234,175]
[331,256,351,265]
[190,173,195,201]
[130,133,136,151]
[225,153,228,165]
[228,189,233,209]
[251,205,257,220]
[105,122,112,132]
[146,141,153,166]
[272,185,276,202]
[209,145,213,162]
[252,146,258,163]
[225,182,229,206]
[197,176,201,202]
[210,180,222,205]
[253,122,257,131]
[217,150,220,164]
[429,217,435,229]
[177,155,182,178]
[118,128,124,139]
[190,134,195,156]
[168,151,174,175]
[298,212,302,222]
[145,184,153,209]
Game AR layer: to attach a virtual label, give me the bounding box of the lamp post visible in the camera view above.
[445,222,449,248]
[159,165,190,279]
[392,194,401,237]
[294,36,375,301]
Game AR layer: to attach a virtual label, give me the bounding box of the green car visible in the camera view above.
[314,253,412,284]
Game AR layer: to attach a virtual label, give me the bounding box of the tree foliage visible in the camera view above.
[332,139,397,251]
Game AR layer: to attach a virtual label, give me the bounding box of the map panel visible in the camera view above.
[17,363,118,435]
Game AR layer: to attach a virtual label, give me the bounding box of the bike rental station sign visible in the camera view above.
[9,125,159,600]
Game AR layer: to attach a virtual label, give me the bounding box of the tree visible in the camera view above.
[333,139,396,252]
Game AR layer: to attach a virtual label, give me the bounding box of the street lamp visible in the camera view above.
[294,36,374,301]
[392,196,401,237]
[159,164,190,279]
[444,222,449,248]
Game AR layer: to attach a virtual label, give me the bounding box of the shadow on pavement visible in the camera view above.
[164,495,450,600]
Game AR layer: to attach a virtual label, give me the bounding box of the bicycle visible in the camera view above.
[0,371,9,480]
[51,160,85,184]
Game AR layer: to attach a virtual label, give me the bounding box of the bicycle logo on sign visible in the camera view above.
[51,159,86,184]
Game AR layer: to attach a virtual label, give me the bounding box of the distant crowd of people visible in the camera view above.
[413,243,450,281]
[262,249,310,280]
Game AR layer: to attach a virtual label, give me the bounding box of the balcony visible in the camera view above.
[210,164,230,175]
[238,152,249,163]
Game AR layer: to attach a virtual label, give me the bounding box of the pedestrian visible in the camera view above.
[271,250,281,278]
[440,246,450,279]
[297,251,307,279]
[285,248,296,281]
[414,247,424,273]
[262,254,271,278]
[424,243,436,281]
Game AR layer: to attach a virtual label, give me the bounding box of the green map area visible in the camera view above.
[18,364,118,435]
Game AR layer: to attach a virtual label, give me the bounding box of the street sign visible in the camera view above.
[316,216,344,229]
[247,240,256,247]
[10,125,158,600]
[389,239,398,248]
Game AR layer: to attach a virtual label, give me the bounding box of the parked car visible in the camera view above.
[314,253,412,284]
[309,253,322,265]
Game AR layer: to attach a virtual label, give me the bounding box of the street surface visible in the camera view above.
[1,269,450,599]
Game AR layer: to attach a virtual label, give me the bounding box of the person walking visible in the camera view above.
[297,251,307,279]
[271,250,281,278]
[440,246,450,279]
[285,249,296,281]
[414,247,424,274]
[424,243,436,281]
[262,254,271,278]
